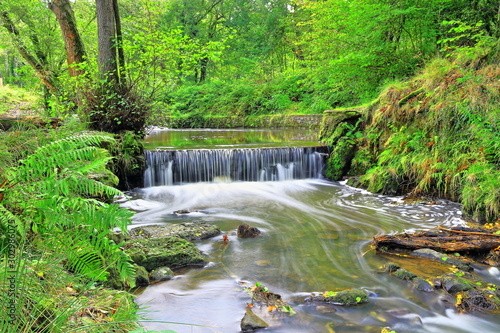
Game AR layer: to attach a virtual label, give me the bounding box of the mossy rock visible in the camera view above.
[129,222,221,241]
[134,264,150,286]
[393,268,418,281]
[441,276,475,294]
[383,262,401,273]
[150,266,174,282]
[323,289,369,306]
[123,237,206,271]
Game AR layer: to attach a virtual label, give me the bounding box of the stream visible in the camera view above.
[124,128,500,333]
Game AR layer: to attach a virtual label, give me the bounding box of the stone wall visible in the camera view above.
[153,114,323,129]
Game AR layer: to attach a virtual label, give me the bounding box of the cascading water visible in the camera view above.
[143,146,328,187]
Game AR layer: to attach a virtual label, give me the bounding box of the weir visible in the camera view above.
[143,146,329,187]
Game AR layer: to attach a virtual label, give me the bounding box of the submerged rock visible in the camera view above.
[129,222,221,241]
[383,263,435,293]
[237,223,261,238]
[241,308,269,332]
[411,248,472,272]
[150,266,174,282]
[123,236,206,271]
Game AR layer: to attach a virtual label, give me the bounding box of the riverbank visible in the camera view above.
[319,56,500,225]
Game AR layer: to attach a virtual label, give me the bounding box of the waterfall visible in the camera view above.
[143,146,329,187]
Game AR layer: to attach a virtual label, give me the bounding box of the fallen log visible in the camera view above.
[0,114,62,130]
[373,231,500,253]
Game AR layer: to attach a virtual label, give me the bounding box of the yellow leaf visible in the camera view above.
[267,306,277,312]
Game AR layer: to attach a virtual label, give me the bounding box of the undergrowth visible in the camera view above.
[354,55,500,223]
[156,70,335,121]
[0,121,139,332]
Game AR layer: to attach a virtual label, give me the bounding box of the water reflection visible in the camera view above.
[124,179,500,332]
[143,128,320,150]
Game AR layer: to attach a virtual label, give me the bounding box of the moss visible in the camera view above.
[123,236,206,271]
[393,268,418,281]
[323,289,369,306]
[442,276,475,293]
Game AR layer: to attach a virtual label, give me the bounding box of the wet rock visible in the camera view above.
[173,209,191,214]
[313,289,369,306]
[411,248,472,272]
[393,268,418,281]
[134,264,150,286]
[123,236,206,271]
[150,266,174,282]
[129,222,221,241]
[413,277,434,292]
[384,263,434,292]
[316,305,336,314]
[383,262,401,273]
[441,276,474,294]
[457,289,500,312]
[241,308,269,332]
[237,223,261,238]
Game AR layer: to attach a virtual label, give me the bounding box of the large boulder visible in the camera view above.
[123,237,206,271]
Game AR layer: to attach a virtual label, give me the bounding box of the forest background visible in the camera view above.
[0,0,499,332]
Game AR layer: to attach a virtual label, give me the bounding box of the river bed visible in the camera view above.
[126,128,500,333]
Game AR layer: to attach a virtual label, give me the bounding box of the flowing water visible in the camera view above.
[125,128,500,333]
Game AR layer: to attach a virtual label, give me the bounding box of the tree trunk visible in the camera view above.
[49,0,87,78]
[96,0,118,84]
[113,0,126,82]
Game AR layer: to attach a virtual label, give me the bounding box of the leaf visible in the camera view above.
[281,305,296,316]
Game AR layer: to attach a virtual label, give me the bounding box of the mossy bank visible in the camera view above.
[320,57,500,224]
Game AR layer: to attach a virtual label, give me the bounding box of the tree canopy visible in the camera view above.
[0,0,498,124]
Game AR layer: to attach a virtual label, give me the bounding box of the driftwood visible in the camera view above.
[372,228,500,253]
[0,114,62,130]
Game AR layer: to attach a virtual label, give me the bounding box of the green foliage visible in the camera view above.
[0,85,40,114]
[1,131,136,283]
[355,57,500,222]
[0,251,138,333]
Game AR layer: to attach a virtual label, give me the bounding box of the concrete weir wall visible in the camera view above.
[155,114,324,129]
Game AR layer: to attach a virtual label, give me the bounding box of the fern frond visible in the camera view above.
[58,228,136,285]
[0,203,26,237]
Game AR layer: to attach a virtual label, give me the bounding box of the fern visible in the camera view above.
[1,131,136,287]
[0,203,25,237]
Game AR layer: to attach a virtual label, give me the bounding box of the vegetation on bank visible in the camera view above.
[322,48,500,224]
[0,122,140,332]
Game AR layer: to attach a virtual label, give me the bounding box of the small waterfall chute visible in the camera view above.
[143,146,328,187]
